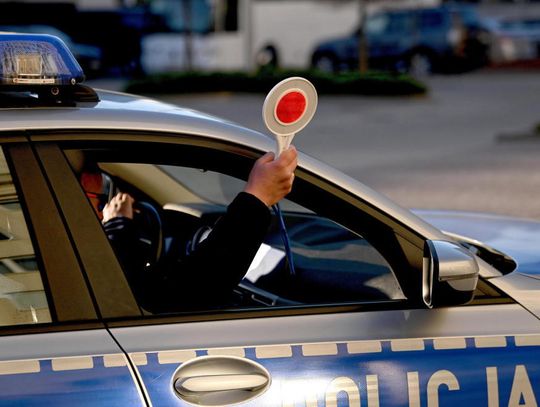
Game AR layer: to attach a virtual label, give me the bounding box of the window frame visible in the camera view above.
[33,142,142,320]
[0,139,100,335]
[46,135,421,313]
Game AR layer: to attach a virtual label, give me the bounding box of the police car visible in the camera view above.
[0,33,538,406]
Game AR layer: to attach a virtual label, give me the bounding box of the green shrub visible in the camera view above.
[125,70,427,96]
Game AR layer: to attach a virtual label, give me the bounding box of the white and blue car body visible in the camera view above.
[0,33,538,406]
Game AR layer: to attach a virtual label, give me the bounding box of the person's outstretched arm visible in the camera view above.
[159,147,298,310]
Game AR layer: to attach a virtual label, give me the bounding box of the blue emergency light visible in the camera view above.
[0,33,84,87]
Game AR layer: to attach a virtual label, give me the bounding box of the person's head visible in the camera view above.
[80,171,109,220]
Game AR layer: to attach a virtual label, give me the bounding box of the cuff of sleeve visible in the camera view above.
[103,216,134,230]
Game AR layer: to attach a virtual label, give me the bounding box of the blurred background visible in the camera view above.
[2,0,540,218]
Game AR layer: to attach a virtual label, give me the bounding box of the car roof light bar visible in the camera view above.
[0,33,99,104]
[0,33,84,87]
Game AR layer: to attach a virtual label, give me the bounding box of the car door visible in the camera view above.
[0,140,146,406]
[37,136,540,407]
[418,9,450,51]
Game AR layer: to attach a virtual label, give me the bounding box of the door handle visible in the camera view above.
[173,355,271,406]
[176,372,268,392]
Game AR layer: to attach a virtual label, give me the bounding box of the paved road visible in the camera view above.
[91,71,540,218]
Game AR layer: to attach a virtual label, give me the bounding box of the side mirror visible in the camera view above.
[422,240,479,308]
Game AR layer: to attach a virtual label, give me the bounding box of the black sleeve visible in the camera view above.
[153,192,271,311]
[103,216,147,295]
[113,192,271,313]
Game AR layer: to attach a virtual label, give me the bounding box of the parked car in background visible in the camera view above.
[311,5,490,75]
[482,17,540,64]
[72,8,169,76]
[0,2,167,76]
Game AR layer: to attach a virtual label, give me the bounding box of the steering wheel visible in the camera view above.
[133,200,164,269]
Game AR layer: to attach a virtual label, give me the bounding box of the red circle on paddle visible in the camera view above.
[275,91,307,124]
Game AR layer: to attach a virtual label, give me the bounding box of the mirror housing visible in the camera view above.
[422,240,479,308]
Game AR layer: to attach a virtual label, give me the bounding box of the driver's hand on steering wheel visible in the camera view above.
[102,192,135,223]
[244,146,298,207]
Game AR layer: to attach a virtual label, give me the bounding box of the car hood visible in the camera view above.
[413,210,540,279]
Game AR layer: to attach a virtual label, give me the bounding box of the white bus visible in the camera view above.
[140,0,439,74]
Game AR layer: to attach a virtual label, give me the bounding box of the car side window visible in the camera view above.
[365,14,390,36]
[0,148,52,326]
[386,13,414,34]
[71,148,405,315]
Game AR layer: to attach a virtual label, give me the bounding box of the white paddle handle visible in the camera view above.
[275,133,295,158]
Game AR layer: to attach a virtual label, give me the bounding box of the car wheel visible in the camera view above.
[256,46,279,70]
[313,54,337,73]
[408,53,433,77]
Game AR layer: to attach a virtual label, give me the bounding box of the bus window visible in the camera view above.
[150,0,213,33]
